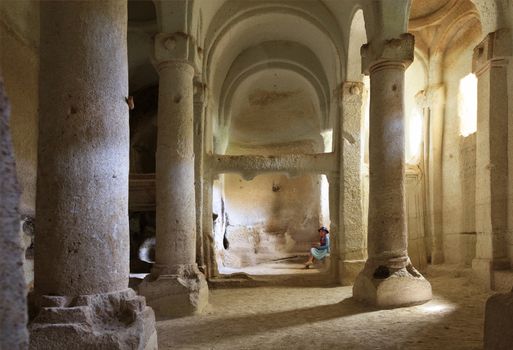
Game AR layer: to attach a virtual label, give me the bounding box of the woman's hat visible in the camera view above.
[318,226,329,233]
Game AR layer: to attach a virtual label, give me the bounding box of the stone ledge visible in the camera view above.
[29,289,156,350]
[138,268,209,318]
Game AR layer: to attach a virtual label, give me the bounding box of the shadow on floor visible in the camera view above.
[158,297,375,345]
[158,267,492,349]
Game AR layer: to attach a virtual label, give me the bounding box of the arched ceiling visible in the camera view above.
[408,0,481,60]
[347,9,367,81]
[410,0,457,22]
[219,41,329,130]
[204,1,344,102]
[229,68,321,147]
[203,0,346,151]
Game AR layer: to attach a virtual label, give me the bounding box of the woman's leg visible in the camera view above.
[304,249,315,267]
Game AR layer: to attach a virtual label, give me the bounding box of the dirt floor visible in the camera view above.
[156,265,494,350]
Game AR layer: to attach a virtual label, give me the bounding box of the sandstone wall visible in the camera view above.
[442,30,481,265]
[0,0,39,216]
[0,0,39,288]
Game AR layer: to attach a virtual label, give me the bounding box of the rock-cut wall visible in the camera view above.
[0,76,28,349]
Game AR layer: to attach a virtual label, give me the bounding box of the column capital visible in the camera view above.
[473,28,512,75]
[339,81,364,106]
[361,33,415,75]
[153,32,197,72]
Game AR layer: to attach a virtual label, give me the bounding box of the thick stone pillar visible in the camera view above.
[139,32,208,317]
[0,77,28,349]
[481,28,513,350]
[471,28,512,290]
[338,82,366,285]
[202,175,219,279]
[353,34,432,308]
[29,2,157,349]
[326,173,340,278]
[194,79,207,273]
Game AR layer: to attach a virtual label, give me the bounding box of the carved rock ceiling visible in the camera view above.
[410,0,451,20]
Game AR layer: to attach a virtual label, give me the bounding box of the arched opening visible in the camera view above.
[213,172,330,276]
[202,2,342,278]
[408,0,482,267]
[347,9,367,82]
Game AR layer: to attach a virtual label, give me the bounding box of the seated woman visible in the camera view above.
[304,226,330,268]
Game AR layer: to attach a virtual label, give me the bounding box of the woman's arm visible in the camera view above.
[318,235,330,250]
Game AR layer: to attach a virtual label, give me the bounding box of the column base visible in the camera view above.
[29,289,157,350]
[338,259,366,286]
[353,259,432,308]
[484,291,513,350]
[138,264,208,317]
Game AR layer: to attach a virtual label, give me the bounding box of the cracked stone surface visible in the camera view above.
[0,76,28,349]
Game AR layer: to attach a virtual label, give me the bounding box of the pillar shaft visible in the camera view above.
[36,0,130,298]
[353,34,432,308]
[139,32,208,317]
[154,62,196,272]
[367,62,408,262]
[482,28,513,350]
[202,176,219,278]
[338,82,366,285]
[472,29,512,289]
[194,80,207,273]
[30,2,156,348]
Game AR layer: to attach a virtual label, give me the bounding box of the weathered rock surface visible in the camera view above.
[0,77,28,349]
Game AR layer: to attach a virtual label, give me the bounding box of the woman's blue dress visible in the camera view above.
[310,234,330,260]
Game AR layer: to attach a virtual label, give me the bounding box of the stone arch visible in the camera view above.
[219,41,330,132]
[347,8,368,82]
[203,1,344,153]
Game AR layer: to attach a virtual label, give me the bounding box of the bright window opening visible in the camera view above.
[459,73,477,137]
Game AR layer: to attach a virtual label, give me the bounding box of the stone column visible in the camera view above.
[194,79,207,273]
[425,83,445,264]
[203,175,219,279]
[139,32,208,317]
[353,34,432,308]
[326,173,340,278]
[480,28,513,350]
[0,77,28,349]
[417,83,445,264]
[471,29,512,290]
[338,82,366,285]
[29,2,157,349]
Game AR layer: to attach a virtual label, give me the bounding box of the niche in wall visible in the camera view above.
[213,172,329,270]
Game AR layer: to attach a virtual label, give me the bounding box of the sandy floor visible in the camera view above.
[156,265,493,350]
